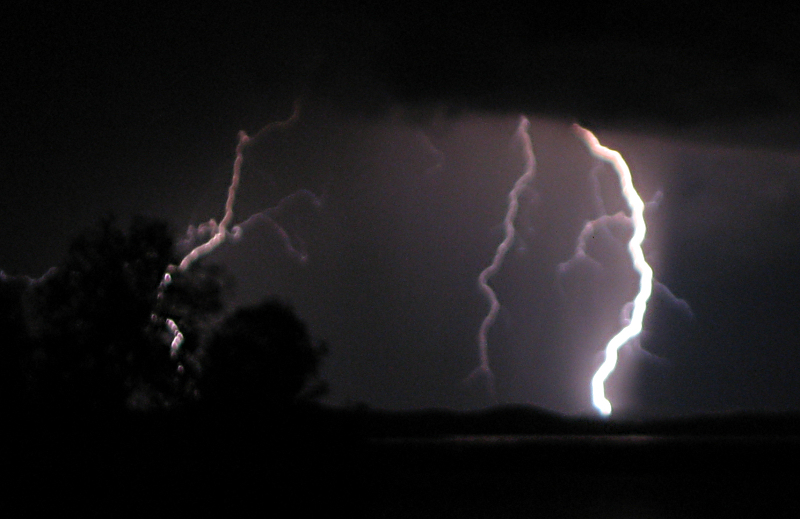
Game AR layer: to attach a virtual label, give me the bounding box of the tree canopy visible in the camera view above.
[201,299,328,413]
[5,215,325,416]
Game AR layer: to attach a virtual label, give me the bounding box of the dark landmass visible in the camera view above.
[10,404,799,516]
[318,403,800,437]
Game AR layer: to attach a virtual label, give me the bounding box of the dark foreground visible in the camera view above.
[10,406,800,517]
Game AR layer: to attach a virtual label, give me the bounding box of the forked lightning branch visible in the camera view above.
[474,120,654,416]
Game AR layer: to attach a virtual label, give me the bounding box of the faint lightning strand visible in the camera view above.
[416,130,445,175]
[0,266,57,286]
[233,188,322,264]
[572,124,653,417]
[469,116,537,397]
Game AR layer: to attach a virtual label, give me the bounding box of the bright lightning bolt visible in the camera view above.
[572,124,653,417]
[469,116,537,397]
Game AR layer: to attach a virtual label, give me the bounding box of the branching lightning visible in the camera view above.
[3,98,678,417]
[165,99,304,284]
[153,130,251,359]
[155,102,317,360]
[469,116,537,397]
[571,124,653,416]
[173,131,251,273]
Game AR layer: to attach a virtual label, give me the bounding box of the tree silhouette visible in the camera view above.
[201,299,327,414]
[26,216,226,414]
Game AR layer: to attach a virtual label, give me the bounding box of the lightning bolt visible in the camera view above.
[153,130,250,359]
[469,116,537,398]
[173,131,251,273]
[571,124,653,417]
[156,102,316,359]
[165,99,303,284]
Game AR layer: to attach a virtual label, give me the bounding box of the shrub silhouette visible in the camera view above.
[201,299,327,413]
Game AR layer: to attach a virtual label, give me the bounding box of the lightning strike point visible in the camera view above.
[572,125,653,417]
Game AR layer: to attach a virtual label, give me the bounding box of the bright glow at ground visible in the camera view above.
[572,125,653,416]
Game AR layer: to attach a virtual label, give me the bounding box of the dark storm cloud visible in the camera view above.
[300,2,800,147]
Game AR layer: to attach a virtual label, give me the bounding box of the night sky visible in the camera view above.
[5,3,800,417]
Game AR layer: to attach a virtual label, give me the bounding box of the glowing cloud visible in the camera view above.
[469,116,537,397]
[572,124,653,416]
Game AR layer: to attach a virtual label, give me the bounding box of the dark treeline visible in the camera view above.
[3,216,327,420]
[2,217,347,514]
